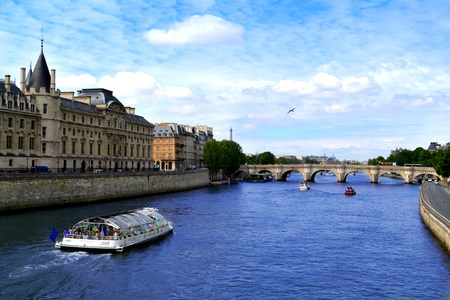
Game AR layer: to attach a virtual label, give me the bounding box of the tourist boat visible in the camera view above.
[54,207,173,252]
[345,187,356,196]
[299,182,310,191]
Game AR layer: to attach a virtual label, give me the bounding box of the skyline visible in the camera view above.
[1,1,450,160]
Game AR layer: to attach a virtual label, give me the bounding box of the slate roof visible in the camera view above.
[0,79,23,101]
[27,51,51,92]
[60,97,103,115]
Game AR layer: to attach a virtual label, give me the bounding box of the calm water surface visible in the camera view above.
[1,173,450,299]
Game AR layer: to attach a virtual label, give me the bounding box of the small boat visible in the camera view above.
[54,207,173,252]
[299,182,310,191]
[345,186,356,196]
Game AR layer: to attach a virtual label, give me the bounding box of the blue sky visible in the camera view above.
[1,0,450,161]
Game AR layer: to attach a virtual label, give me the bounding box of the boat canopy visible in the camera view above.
[73,208,164,230]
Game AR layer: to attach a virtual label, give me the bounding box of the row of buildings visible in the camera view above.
[0,45,212,173]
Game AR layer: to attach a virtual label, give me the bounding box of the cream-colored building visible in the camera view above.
[154,123,213,170]
[0,46,154,172]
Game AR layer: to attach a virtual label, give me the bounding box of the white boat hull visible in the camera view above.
[56,224,173,252]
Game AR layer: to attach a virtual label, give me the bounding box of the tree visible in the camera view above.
[203,140,222,178]
[220,140,245,177]
[204,140,245,179]
[434,148,450,177]
[258,151,275,165]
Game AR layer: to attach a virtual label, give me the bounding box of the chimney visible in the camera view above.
[20,68,26,91]
[51,69,56,91]
[5,75,10,89]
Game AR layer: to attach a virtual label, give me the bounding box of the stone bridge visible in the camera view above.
[235,164,442,184]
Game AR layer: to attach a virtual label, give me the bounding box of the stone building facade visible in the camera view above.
[153,123,213,170]
[0,46,155,172]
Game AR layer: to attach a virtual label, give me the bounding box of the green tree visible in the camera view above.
[434,148,450,177]
[203,140,222,176]
[204,140,245,179]
[258,151,275,164]
[220,140,245,177]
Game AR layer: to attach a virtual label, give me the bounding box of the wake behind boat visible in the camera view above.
[54,207,173,252]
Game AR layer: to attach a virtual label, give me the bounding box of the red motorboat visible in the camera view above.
[345,186,356,196]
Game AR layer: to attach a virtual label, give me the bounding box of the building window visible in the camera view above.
[72,142,76,154]
[20,103,24,110]
[72,114,76,122]
[43,104,47,114]
[82,116,85,123]
[62,141,66,153]
[31,104,35,112]
[90,117,93,125]
[6,135,12,149]
[8,117,13,127]
[30,137,35,150]
[18,136,24,150]
[42,127,46,138]
[81,142,85,154]
[82,130,84,137]
[42,143,46,153]
[9,159,13,167]
[98,143,101,155]
[20,119,24,129]
[107,145,110,156]
[63,113,66,120]
[63,128,66,135]
[31,120,35,130]
[73,129,75,136]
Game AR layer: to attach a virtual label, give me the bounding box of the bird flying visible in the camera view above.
[287,108,296,114]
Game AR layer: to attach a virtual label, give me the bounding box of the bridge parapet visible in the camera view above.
[236,164,440,184]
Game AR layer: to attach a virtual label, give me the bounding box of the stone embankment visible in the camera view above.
[0,169,210,212]
[420,182,450,252]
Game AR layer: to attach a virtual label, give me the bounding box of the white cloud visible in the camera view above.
[243,124,256,130]
[272,72,380,98]
[144,14,244,47]
[323,104,346,113]
[58,74,97,91]
[248,113,276,121]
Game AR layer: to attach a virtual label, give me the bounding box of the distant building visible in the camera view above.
[391,148,405,155]
[153,123,213,170]
[428,142,441,152]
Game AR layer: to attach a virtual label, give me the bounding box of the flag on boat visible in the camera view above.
[49,227,58,242]
[103,227,107,236]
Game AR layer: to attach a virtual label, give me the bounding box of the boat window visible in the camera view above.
[116,215,140,227]
[107,216,131,228]
[152,212,164,220]
[127,214,150,225]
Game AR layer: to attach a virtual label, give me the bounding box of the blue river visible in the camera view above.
[1,172,450,299]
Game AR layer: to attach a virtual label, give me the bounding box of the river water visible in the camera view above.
[1,172,450,299]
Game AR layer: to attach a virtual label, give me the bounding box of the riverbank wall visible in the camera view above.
[420,182,450,252]
[0,169,210,212]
